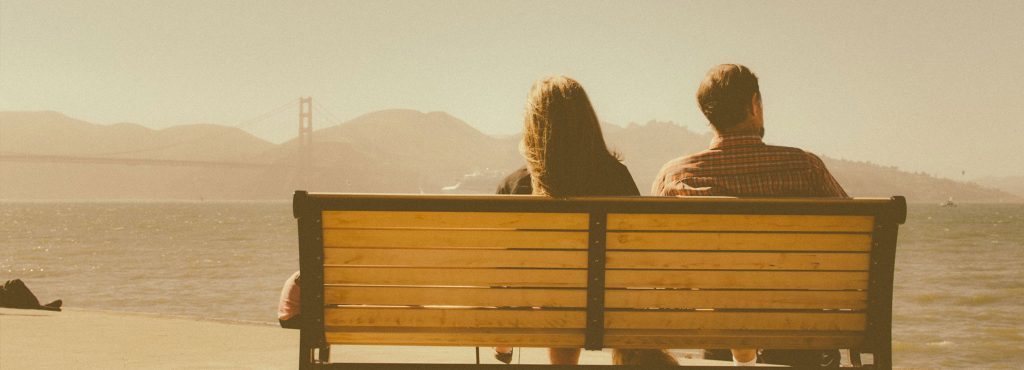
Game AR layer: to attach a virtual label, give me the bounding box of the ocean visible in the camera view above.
[2,201,1021,368]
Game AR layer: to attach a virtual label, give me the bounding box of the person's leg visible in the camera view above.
[612,349,678,366]
[548,348,581,364]
[494,347,513,364]
[759,349,840,368]
[703,348,732,361]
[731,348,757,366]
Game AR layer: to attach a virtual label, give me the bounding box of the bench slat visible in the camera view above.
[324,229,588,249]
[325,268,866,289]
[605,290,867,310]
[325,307,586,329]
[324,328,864,349]
[607,251,869,271]
[604,329,864,349]
[324,248,587,269]
[607,214,874,232]
[323,308,865,331]
[606,270,867,290]
[606,309,864,330]
[326,286,586,308]
[325,267,587,288]
[605,311,865,331]
[324,327,584,347]
[608,232,871,251]
[323,211,589,230]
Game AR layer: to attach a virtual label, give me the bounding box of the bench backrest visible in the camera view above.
[293,192,905,368]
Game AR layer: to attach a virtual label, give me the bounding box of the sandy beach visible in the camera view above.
[1,308,295,369]
[0,308,737,369]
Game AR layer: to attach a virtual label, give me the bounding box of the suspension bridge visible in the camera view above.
[0,97,342,186]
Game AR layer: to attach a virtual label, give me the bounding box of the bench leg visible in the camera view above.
[299,334,315,370]
[299,329,329,369]
[850,349,863,367]
[319,345,331,363]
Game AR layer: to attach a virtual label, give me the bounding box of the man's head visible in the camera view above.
[696,64,762,134]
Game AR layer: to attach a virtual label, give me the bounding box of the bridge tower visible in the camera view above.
[298,97,313,188]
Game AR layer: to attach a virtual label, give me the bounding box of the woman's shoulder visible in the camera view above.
[604,159,640,196]
[606,159,632,179]
[608,159,630,174]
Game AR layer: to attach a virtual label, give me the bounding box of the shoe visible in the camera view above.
[495,349,513,364]
[40,299,62,311]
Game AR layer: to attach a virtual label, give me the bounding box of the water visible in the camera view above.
[0,201,297,324]
[893,204,1024,368]
[2,202,1022,368]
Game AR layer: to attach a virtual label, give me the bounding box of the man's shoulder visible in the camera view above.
[762,143,828,165]
[762,142,810,155]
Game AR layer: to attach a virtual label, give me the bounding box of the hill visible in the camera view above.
[823,159,1017,203]
[304,109,519,191]
[0,110,1019,203]
[974,176,1024,199]
[0,111,274,161]
[0,111,280,199]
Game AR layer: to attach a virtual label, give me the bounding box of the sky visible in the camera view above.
[1,0,1022,179]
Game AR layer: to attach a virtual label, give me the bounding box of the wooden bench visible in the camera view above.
[292,191,906,369]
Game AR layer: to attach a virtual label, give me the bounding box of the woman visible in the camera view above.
[494,76,676,366]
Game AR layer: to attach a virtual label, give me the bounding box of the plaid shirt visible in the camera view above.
[652,133,848,198]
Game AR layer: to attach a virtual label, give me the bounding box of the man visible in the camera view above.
[652,64,845,367]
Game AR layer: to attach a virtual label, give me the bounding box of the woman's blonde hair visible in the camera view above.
[521,76,619,197]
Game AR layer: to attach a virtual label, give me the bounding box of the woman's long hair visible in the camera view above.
[521,76,620,197]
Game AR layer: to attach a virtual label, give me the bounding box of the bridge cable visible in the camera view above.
[312,101,347,128]
[88,99,296,157]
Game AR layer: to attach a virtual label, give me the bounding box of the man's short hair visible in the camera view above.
[696,64,760,131]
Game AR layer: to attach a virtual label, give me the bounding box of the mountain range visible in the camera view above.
[1,110,1020,203]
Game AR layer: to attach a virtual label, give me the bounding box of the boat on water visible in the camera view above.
[940,197,957,207]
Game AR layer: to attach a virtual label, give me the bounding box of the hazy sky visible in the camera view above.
[2,0,1022,179]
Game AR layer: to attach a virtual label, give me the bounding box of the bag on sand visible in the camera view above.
[0,279,62,311]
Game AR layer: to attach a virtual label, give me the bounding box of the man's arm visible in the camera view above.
[651,168,667,196]
[807,153,848,198]
[652,158,685,196]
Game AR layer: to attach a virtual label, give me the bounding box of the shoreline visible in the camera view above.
[1,307,737,369]
[54,307,281,327]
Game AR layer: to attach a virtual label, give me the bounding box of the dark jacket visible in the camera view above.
[496,163,640,196]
